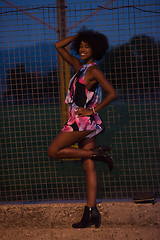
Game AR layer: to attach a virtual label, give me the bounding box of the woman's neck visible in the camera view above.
[84,58,95,64]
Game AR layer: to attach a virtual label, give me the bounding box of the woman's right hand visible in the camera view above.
[75,107,94,118]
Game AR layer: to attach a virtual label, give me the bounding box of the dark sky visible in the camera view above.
[0,0,159,92]
[0,0,160,49]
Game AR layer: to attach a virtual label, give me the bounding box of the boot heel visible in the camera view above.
[91,206,101,228]
[91,146,114,171]
[92,216,101,228]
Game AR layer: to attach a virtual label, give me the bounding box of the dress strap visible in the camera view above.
[81,62,97,69]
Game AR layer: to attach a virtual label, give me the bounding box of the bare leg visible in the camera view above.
[72,137,101,228]
[79,137,97,207]
[48,130,94,159]
[48,130,97,207]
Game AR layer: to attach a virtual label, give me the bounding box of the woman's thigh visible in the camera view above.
[79,136,96,150]
[48,130,93,153]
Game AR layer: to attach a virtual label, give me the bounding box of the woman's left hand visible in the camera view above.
[75,107,93,117]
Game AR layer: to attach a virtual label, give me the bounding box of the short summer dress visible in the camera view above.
[62,63,104,138]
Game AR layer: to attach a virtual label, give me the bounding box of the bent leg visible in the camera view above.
[80,137,97,207]
[48,130,94,159]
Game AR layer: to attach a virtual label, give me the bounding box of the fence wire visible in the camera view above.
[0,0,160,202]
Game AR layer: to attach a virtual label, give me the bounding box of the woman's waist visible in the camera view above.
[68,102,97,109]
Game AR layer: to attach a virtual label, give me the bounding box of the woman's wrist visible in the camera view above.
[88,107,96,115]
[55,35,78,48]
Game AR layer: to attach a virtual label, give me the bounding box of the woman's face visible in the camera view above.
[79,41,94,62]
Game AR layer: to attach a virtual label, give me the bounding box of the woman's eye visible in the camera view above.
[79,45,90,49]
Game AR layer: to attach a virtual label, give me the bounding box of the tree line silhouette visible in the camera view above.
[101,34,160,101]
[4,64,59,104]
[3,34,160,105]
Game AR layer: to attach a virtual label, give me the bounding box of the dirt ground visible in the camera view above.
[0,201,160,240]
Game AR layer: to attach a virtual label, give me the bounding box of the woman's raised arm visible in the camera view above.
[55,35,81,71]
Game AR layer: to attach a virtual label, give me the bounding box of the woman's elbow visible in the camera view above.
[55,42,58,49]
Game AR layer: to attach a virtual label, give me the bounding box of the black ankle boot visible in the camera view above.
[72,205,101,228]
[91,146,113,171]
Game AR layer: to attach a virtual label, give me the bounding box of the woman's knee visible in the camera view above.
[48,143,58,159]
[82,159,95,173]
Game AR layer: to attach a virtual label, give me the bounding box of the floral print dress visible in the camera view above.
[62,63,104,138]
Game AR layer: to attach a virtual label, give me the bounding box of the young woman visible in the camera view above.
[48,29,117,228]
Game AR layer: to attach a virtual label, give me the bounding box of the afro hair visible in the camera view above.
[71,29,109,61]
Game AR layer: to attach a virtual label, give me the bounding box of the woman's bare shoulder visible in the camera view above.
[87,64,103,78]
